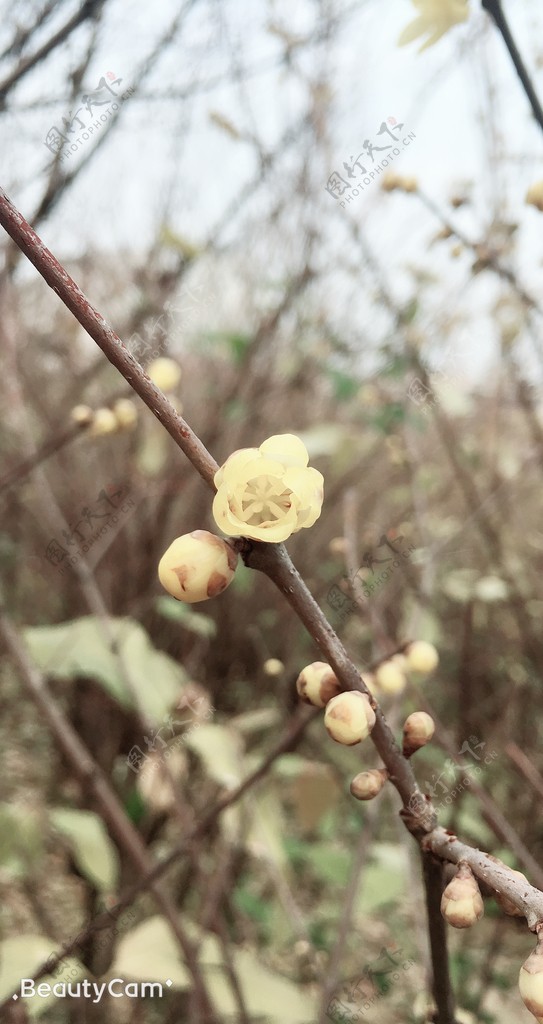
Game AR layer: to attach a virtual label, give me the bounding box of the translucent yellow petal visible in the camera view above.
[259,433,309,468]
[212,490,246,537]
[214,447,259,488]
[397,15,428,46]
[242,507,298,543]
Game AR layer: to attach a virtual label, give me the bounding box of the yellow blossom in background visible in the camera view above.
[526,181,543,212]
[212,433,324,543]
[398,0,469,52]
[147,357,182,392]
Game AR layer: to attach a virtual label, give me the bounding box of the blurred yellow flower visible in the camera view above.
[398,0,469,52]
[526,181,543,212]
[212,433,324,543]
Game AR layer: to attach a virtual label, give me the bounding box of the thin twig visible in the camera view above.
[482,0,543,135]
[0,609,219,1024]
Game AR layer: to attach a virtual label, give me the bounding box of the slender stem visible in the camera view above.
[0,706,317,1013]
[482,0,543,135]
[423,829,543,931]
[421,853,456,1024]
[239,538,431,817]
[0,608,219,1023]
[0,188,218,489]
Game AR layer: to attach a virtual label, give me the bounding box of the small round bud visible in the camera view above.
[113,398,138,430]
[519,934,543,1017]
[375,659,406,695]
[147,357,182,391]
[402,711,435,757]
[381,171,400,192]
[296,662,341,708]
[329,536,347,554]
[398,176,418,193]
[441,861,484,929]
[263,658,284,677]
[71,404,94,427]
[350,768,388,801]
[158,530,237,603]
[90,408,118,436]
[324,691,376,746]
[405,640,439,675]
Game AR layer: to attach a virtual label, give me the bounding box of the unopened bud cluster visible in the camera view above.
[366,641,439,699]
[295,661,381,795]
[381,172,418,193]
[441,861,484,929]
[71,399,139,436]
[158,530,238,604]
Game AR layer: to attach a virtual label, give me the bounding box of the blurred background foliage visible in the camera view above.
[1,0,543,1022]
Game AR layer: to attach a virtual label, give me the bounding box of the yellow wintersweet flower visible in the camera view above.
[212,433,324,543]
[398,0,469,52]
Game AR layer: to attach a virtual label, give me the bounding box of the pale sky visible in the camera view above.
[1,0,543,386]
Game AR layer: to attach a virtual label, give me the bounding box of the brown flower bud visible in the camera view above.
[402,711,435,757]
[158,531,237,603]
[324,691,376,746]
[519,933,543,1017]
[296,662,341,708]
[350,768,388,801]
[441,861,484,929]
